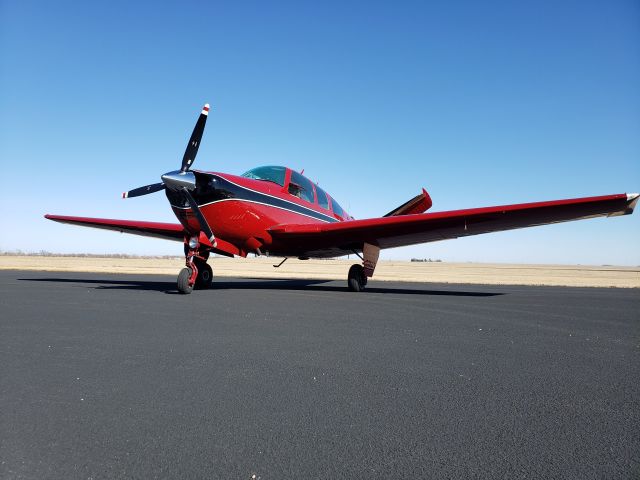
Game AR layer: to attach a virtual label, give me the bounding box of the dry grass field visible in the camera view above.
[1,255,638,288]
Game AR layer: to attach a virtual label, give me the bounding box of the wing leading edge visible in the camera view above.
[268,193,639,256]
[44,214,240,257]
[45,215,186,241]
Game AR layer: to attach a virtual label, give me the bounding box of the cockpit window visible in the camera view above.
[289,170,315,203]
[331,199,345,218]
[241,166,286,186]
[315,185,329,210]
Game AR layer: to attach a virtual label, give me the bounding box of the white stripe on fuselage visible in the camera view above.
[219,175,338,222]
[172,198,334,223]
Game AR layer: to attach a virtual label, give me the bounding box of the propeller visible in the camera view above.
[121,182,165,199]
[182,188,215,243]
[122,103,216,245]
[181,104,209,172]
[122,104,210,199]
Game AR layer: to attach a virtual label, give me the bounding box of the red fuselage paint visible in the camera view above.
[170,169,351,257]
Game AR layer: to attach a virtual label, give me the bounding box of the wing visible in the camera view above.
[268,193,639,258]
[45,214,186,241]
[45,214,241,257]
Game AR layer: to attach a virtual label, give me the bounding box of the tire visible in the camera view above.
[348,264,366,292]
[195,262,213,290]
[177,267,194,294]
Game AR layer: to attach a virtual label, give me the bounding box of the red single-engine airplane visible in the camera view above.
[46,104,638,293]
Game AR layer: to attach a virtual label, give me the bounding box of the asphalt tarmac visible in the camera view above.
[1,270,638,479]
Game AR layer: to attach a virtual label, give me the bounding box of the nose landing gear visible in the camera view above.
[177,266,195,294]
[177,243,213,294]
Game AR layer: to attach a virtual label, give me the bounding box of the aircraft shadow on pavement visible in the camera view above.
[19,277,178,293]
[216,279,503,296]
[19,277,504,297]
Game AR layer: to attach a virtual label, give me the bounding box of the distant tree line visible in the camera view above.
[1,249,447,263]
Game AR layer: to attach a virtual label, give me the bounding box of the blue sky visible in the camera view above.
[1,0,638,264]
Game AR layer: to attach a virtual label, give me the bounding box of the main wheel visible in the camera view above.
[348,264,367,292]
[195,262,213,289]
[177,267,194,294]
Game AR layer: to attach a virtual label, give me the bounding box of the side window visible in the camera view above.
[315,186,329,210]
[289,171,315,203]
[331,199,345,218]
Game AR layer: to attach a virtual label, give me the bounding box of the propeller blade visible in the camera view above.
[182,188,216,244]
[122,182,165,199]
[180,103,210,173]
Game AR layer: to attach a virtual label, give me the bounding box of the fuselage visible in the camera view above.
[166,166,352,257]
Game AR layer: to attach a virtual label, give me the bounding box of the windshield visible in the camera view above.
[241,166,286,186]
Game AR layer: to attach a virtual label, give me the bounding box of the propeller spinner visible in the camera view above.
[122,103,215,244]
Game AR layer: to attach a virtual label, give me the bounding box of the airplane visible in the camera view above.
[45,103,639,294]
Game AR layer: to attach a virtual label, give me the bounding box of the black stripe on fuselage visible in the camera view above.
[166,173,340,224]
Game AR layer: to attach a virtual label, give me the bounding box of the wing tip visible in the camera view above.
[608,193,639,217]
[44,214,66,222]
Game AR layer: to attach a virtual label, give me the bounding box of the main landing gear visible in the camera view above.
[177,244,213,294]
[347,243,379,292]
[348,264,367,292]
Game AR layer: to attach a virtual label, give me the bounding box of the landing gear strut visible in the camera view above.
[177,243,213,294]
[347,264,367,292]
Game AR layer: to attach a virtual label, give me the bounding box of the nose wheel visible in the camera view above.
[177,267,195,294]
[177,245,214,294]
[347,264,367,292]
[177,261,214,294]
